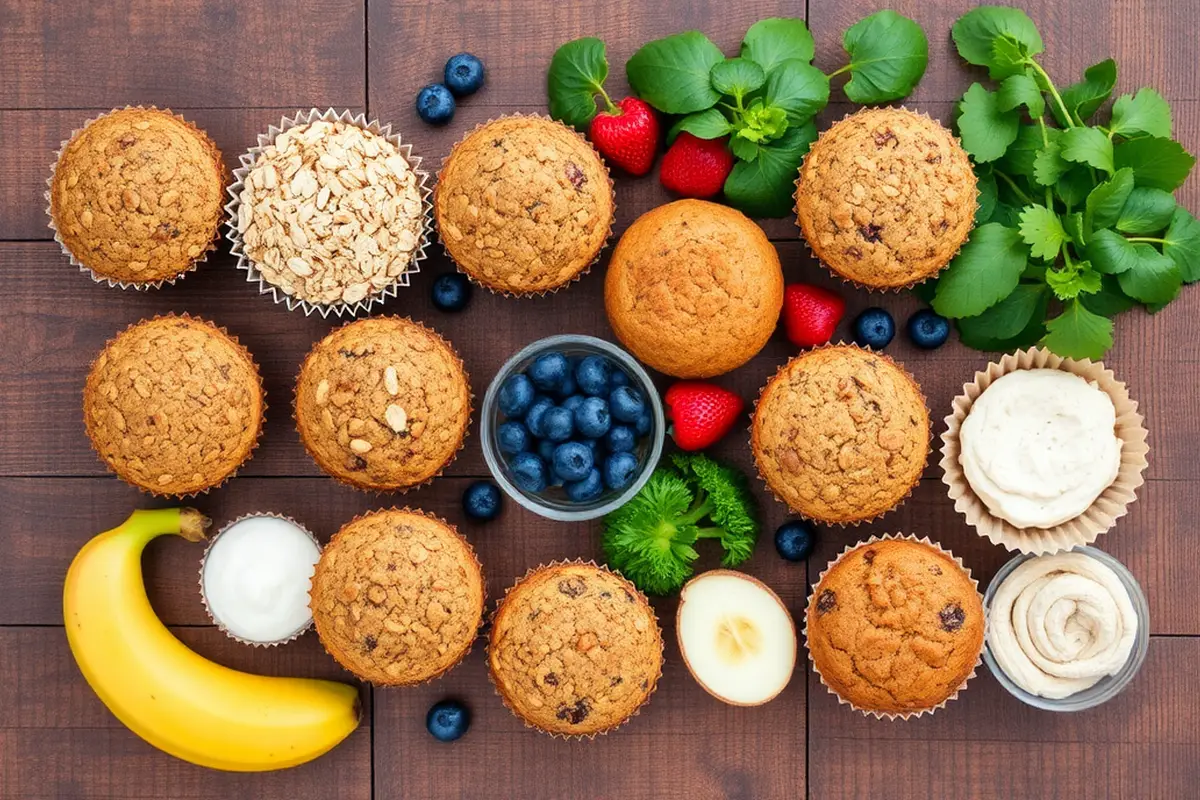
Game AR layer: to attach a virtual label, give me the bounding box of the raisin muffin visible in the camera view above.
[434,115,613,294]
[489,562,663,737]
[83,315,264,496]
[294,317,471,491]
[310,508,485,685]
[806,538,984,716]
[49,107,225,286]
[795,107,976,289]
[605,200,784,378]
[752,345,929,524]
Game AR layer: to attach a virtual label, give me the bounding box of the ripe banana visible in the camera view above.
[63,507,361,772]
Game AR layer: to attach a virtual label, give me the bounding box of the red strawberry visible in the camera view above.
[664,382,745,451]
[659,133,734,199]
[783,283,846,348]
[588,97,659,176]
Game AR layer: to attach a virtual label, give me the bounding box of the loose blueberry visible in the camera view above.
[907,309,951,350]
[774,521,817,562]
[528,352,570,392]
[509,452,548,493]
[430,272,472,312]
[496,421,529,455]
[498,374,535,418]
[462,480,502,521]
[573,396,611,438]
[609,386,645,423]
[524,396,555,438]
[574,355,612,397]
[416,84,456,125]
[426,698,470,742]
[443,53,486,97]
[609,369,630,388]
[552,441,594,482]
[603,452,640,491]
[565,468,604,502]
[853,307,896,350]
[634,409,652,437]
[541,406,575,442]
[605,424,636,454]
[561,393,586,413]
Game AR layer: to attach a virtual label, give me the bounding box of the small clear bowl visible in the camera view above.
[480,334,665,522]
[982,546,1150,711]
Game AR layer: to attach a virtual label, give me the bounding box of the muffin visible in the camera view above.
[295,317,471,492]
[806,537,984,717]
[310,508,485,685]
[605,200,784,378]
[795,107,976,289]
[83,315,264,496]
[435,115,613,294]
[752,345,929,524]
[488,562,663,737]
[49,107,225,286]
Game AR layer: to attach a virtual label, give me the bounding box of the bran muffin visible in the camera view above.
[795,107,976,289]
[489,562,663,737]
[806,537,984,716]
[83,315,264,496]
[49,107,225,286]
[605,200,784,378]
[752,345,929,524]
[310,509,485,685]
[434,115,614,294]
[295,317,471,492]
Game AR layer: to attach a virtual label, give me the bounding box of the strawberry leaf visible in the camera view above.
[627,31,725,115]
[710,58,766,99]
[723,121,816,217]
[763,60,828,125]
[667,108,733,144]
[547,38,610,130]
[740,18,815,74]
[839,10,929,104]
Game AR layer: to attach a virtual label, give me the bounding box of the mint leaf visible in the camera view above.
[1046,263,1102,300]
[996,74,1045,118]
[547,38,610,130]
[763,60,829,124]
[710,57,766,98]
[1080,274,1139,317]
[1060,126,1114,173]
[1087,228,1140,274]
[932,223,1029,318]
[1113,136,1196,191]
[1017,204,1067,261]
[1084,167,1134,231]
[1056,166,1095,209]
[1117,243,1182,304]
[1041,300,1113,360]
[1000,125,1053,179]
[724,122,816,218]
[668,108,733,144]
[1055,59,1117,125]
[1163,208,1200,282]
[1033,139,1070,186]
[840,10,928,104]
[1109,88,1172,139]
[627,32,724,114]
[729,136,760,162]
[951,7,1043,76]
[736,100,788,143]
[1116,187,1176,234]
[741,18,815,74]
[957,83,1020,163]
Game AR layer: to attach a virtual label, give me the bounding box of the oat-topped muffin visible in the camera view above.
[83,316,264,495]
[50,108,225,286]
[752,345,929,523]
[806,538,984,715]
[795,107,976,289]
[435,115,613,294]
[295,317,470,492]
[489,562,662,737]
[605,200,784,378]
[310,509,485,685]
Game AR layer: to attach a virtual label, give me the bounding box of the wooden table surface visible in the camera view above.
[2,1,1198,798]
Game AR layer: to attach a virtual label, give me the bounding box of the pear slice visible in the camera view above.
[676,569,797,706]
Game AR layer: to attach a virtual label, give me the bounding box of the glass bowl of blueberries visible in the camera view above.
[480,334,665,521]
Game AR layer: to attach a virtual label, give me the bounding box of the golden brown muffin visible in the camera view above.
[310,508,485,685]
[806,538,984,715]
[295,317,471,492]
[489,562,663,737]
[605,200,784,378]
[49,108,225,285]
[752,345,929,524]
[83,315,264,496]
[434,115,613,294]
[795,107,976,289]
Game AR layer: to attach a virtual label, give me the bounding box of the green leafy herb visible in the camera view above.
[996,74,1045,118]
[546,37,613,130]
[951,6,1043,76]
[932,223,1028,318]
[1056,59,1116,125]
[1046,261,1102,300]
[1087,228,1140,274]
[1162,208,1200,281]
[740,18,815,74]
[1060,126,1113,173]
[958,83,1019,162]
[1084,168,1134,231]
[1110,88,1172,139]
[724,122,817,217]
[737,100,788,143]
[1116,187,1176,234]
[710,57,766,97]
[668,107,734,143]
[1113,137,1197,190]
[837,10,929,103]
[626,31,725,114]
[1018,204,1067,261]
[1116,244,1182,304]
[1042,300,1113,360]
[763,60,829,124]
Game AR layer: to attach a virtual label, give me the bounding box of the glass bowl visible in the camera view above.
[480,334,665,522]
[982,545,1150,711]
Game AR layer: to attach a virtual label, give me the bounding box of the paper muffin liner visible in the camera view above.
[291,316,472,495]
[433,113,616,298]
[485,559,665,740]
[309,507,487,687]
[940,347,1148,555]
[749,342,931,526]
[46,106,225,290]
[792,107,978,293]
[81,312,267,498]
[803,533,985,720]
[224,108,433,318]
[199,512,321,647]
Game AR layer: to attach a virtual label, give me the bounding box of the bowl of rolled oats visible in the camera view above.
[225,108,432,317]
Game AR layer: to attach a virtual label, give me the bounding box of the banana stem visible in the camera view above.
[117,508,210,544]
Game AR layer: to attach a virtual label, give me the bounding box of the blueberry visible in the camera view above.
[552,441,594,482]
[609,369,630,388]
[609,386,645,423]
[498,374,535,418]
[565,468,604,502]
[536,438,556,463]
[907,309,951,350]
[462,480,502,521]
[634,409,652,437]
[528,352,570,392]
[496,421,529,455]
[524,396,555,438]
[853,307,896,350]
[416,84,456,125]
[556,367,578,398]
[561,393,586,413]
[573,396,611,438]
[774,521,817,562]
[581,437,602,462]
[541,406,575,442]
[605,424,636,454]
[430,272,471,312]
[574,355,612,397]
[509,452,548,493]
[603,452,640,491]
[426,698,470,742]
[443,53,486,97]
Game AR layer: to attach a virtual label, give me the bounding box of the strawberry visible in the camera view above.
[782,283,846,348]
[588,97,659,176]
[659,133,734,199]
[664,382,744,451]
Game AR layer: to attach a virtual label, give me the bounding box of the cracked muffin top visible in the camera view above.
[434,115,613,295]
[806,538,984,715]
[489,562,662,737]
[752,345,929,523]
[311,509,485,686]
[605,200,784,378]
[795,107,976,289]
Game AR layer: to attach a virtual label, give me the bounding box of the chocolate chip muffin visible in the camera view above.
[806,537,984,716]
[795,107,976,289]
[310,508,485,686]
[83,315,264,496]
[605,200,784,378]
[489,562,663,737]
[752,345,929,524]
[434,115,613,295]
[294,317,471,491]
[49,107,225,286]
